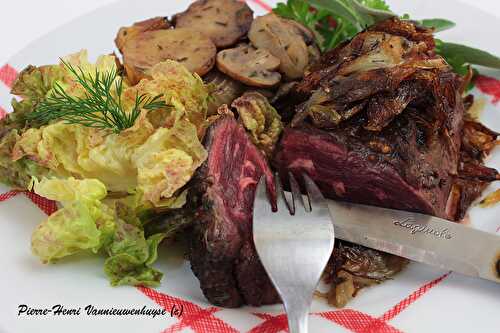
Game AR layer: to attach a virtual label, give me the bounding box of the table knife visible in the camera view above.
[327,200,500,283]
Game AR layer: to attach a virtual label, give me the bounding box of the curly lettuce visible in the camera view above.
[8,50,117,129]
[129,60,209,135]
[6,53,209,206]
[58,50,120,99]
[31,178,115,262]
[1,51,209,287]
[8,65,65,130]
[0,51,121,189]
[104,224,165,286]
[0,62,66,187]
[0,129,50,188]
[31,177,166,286]
[132,118,206,204]
[13,113,206,206]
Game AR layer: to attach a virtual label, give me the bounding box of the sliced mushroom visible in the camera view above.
[204,70,245,115]
[115,17,171,52]
[174,0,253,48]
[216,44,281,88]
[307,45,321,67]
[287,20,321,71]
[288,20,315,46]
[122,28,216,84]
[248,13,310,79]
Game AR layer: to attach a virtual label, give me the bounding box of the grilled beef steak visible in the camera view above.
[274,19,498,220]
[188,18,499,309]
[188,115,280,307]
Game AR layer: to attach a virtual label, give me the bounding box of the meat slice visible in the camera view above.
[187,18,499,309]
[188,115,280,307]
[275,119,455,218]
[275,18,486,221]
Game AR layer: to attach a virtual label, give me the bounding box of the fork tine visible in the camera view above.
[303,174,327,211]
[275,172,293,214]
[253,174,334,333]
[288,172,304,214]
[253,176,273,214]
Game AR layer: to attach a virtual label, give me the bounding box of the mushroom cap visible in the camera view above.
[249,13,310,79]
[216,44,282,88]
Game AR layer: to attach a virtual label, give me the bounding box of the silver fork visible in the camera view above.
[253,173,335,333]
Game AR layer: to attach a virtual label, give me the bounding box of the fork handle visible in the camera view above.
[286,304,309,333]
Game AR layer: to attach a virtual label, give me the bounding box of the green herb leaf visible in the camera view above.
[436,39,500,69]
[360,0,390,11]
[274,0,310,23]
[351,0,395,25]
[27,60,167,133]
[308,0,365,29]
[419,18,456,32]
[276,0,394,51]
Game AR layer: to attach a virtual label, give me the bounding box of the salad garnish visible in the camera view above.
[27,60,167,133]
[274,0,500,84]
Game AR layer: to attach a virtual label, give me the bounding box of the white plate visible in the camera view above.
[0,1,499,332]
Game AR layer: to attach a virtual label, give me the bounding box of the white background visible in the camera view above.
[0,0,499,65]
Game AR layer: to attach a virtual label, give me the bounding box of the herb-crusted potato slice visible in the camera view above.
[248,13,310,79]
[122,28,216,84]
[174,0,253,48]
[115,17,171,52]
[216,44,281,88]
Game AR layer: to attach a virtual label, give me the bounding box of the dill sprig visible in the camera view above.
[27,60,167,133]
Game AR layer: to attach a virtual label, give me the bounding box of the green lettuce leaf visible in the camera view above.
[7,65,65,129]
[11,65,65,101]
[0,129,49,188]
[131,118,207,204]
[31,177,167,286]
[4,50,120,132]
[0,51,118,189]
[418,18,456,32]
[11,56,208,207]
[13,112,206,206]
[31,178,115,263]
[130,60,209,136]
[104,225,165,286]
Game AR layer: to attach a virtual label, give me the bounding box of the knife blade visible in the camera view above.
[327,200,500,283]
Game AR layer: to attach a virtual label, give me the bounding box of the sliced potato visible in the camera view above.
[122,28,216,84]
[174,0,253,48]
[216,44,281,88]
[115,17,171,52]
[248,13,310,79]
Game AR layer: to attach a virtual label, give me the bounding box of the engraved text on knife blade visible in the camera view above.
[393,217,454,240]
